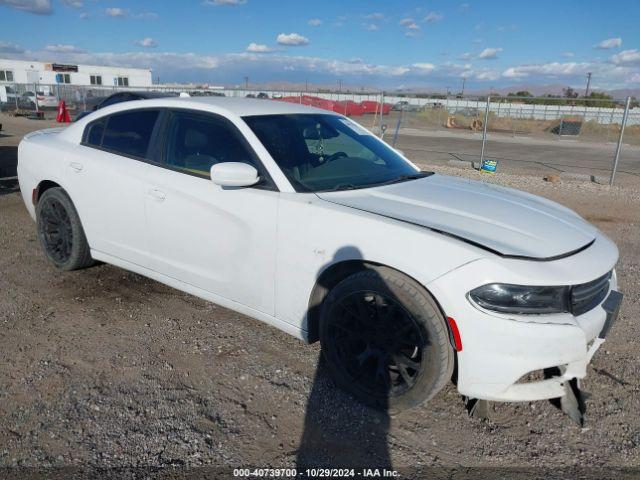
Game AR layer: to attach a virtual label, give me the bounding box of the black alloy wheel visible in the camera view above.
[38,196,74,264]
[326,290,425,398]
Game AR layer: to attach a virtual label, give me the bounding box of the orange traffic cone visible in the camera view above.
[56,100,71,123]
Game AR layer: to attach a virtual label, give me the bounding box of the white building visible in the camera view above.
[0,58,153,88]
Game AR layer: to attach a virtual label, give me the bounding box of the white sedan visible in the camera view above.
[21,90,59,109]
[17,97,622,415]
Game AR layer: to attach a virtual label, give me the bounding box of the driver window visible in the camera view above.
[164,111,257,178]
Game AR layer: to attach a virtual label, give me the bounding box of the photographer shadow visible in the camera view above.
[296,246,392,472]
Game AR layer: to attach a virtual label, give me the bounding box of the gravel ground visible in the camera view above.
[0,113,639,479]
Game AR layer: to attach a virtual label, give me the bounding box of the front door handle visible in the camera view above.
[148,188,166,201]
[69,161,83,172]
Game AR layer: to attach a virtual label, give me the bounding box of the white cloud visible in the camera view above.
[502,62,591,79]
[399,17,420,35]
[308,18,322,26]
[132,11,157,19]
[135,37,158,48]
[0,0,51,14]
[60,0,82,7]
[4,40,639,90]
[104,7,156,19]
[459,48,502,60]
[0,41,25,53]
[276,33,309,46]
[595,37,622,49]
[475,70,500,81]
[562,51,575,58]
[364,23,378,31]
[45,44,86,53]
[478,47,502,59]
[424,12,443,23]
[365,12,384,20]
[412,63,436,73]
[202,0,246,5]
[458,3,470,12]
[246,42,273,53]
[611,49,640,66]
[105,7,126,17]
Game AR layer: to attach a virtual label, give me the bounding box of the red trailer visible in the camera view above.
[333,100,365,116]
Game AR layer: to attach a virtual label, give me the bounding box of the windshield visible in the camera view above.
[243,114,425,192]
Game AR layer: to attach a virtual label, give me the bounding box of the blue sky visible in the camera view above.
[1,0,639,92]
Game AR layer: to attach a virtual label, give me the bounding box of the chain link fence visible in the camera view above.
[1,82,638,184]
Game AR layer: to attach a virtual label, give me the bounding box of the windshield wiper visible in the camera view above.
[327,183,359,191]
[324,172,432,192]
[375,171,433,186]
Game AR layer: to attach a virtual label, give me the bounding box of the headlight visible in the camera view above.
[468,283,570,314]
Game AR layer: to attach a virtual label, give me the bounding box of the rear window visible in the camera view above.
[100,110,159,158]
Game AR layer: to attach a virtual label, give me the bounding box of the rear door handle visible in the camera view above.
[69,161,83,172]
[148,188,166,201]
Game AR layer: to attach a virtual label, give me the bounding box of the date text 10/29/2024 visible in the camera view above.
[233,468,400,478]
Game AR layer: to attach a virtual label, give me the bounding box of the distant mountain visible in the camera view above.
[395,83,640,100]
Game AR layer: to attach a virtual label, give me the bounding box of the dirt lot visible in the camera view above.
[1,113,640,478]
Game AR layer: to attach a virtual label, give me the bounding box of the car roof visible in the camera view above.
[122,91,178,99]
[64,96,340,141]
[97,96,340,117]
[176,96,339,117]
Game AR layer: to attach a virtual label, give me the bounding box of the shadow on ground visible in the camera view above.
[296,360,391,470]
[0,146,19,196]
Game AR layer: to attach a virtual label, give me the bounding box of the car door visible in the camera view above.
[64,108,161,268]
[145,109,279,315]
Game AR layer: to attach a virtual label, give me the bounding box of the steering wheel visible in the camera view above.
[325,151,348,163]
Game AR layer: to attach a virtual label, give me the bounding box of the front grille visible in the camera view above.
[570,271,611,316]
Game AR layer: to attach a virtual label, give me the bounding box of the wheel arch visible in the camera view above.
[306,260,457,354]
[34,179,62,205]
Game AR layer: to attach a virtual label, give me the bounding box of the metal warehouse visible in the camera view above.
[0,58,153,87]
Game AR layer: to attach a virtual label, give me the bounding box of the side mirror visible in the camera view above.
[210,162,260,188]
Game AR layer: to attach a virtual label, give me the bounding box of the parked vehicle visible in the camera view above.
[17,97,622,414]
[74,91,178,121]
[392,100,422,112]
[20,90,59,109]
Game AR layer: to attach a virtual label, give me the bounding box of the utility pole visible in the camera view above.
[585,72,592,97]
[244,76,249,90]
[461,77,466,97]
[305,78,308,92]
[338,78,342,93]
[446,86,450,96]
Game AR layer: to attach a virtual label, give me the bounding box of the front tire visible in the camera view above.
[36,187,93,271]
[319,267,454,413]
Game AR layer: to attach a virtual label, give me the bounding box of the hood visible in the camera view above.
[317,174,597,259]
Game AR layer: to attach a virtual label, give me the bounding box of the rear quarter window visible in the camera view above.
[100,110,160,159]
[84,119,106,147]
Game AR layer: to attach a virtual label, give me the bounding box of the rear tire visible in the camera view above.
[36,187,93,271]
[319,267,454,413]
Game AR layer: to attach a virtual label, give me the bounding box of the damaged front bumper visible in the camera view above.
[427,246,622,404]
[498,289,622,403]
